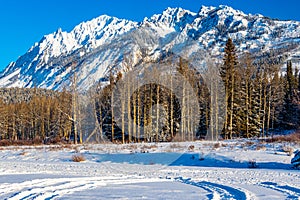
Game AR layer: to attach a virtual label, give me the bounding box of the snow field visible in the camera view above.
[0,140,299,199]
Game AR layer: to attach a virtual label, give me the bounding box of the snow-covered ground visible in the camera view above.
[0,140,299,199]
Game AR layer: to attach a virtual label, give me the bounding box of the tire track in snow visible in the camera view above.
[0,179,51,196]
[0,176,121,196]
[259,182,300,199]
[4,177,116,200]
[2,176,168,200]
[175,177,254,200]
[10,181,104,200]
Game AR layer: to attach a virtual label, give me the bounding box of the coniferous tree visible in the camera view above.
[281,60,298,129]
[232,63,243,138]
[265,65,283,133]
[247,69,262,137]
[238,54,256,137]
[220,38,238,139]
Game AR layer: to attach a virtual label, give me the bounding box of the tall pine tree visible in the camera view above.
[220,38,238,139]
[281,60,298,129]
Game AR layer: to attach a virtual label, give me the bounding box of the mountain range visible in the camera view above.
[1,5,300,90]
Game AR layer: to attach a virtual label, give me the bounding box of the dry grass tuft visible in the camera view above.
[141,144,158,150]
[213,143,221,149]
[169,143,183,149]
[256,145,266,151]
[127,144,138,150]
[266,131,300,143]
[0,139,43,146]
[245,141,255,146]
[19,151,28,156]
[188,145,195,151]
[72,154,86,162]
[221,143,228,147]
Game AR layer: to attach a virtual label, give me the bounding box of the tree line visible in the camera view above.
[94,39,300,142]
[0,88,73,144]
[220,38,300,139]
[93,57,209,143]
[0,38,299,144]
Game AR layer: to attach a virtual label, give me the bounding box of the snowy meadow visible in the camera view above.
[0,140,299,199]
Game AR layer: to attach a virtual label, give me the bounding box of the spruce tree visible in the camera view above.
[249,69,263,137]
[268,67,284,131]
[281,60,298,129]
[238,54,258,138]
[220,38,238,139]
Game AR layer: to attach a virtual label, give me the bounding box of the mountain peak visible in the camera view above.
[218,5,246,16]
[162,7,185,16]
[198,5,216,16]
[1,5,300,90]
[144,7,196,30]
[198,5,246,18]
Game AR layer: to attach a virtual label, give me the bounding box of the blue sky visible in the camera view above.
[1,0,300,71]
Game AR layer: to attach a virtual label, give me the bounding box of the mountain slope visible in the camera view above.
[1,5,300,90]
[0,15,137,89]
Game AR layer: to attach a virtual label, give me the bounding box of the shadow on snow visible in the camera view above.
[84,152,292,170]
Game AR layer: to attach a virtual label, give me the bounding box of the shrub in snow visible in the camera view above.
[256,145,266,151]
[19,151,28,156]
[72,154,86,162]
[213,143,221,149]
[266,132,300,143]
[291,150,300,168]
[188,145,195,151]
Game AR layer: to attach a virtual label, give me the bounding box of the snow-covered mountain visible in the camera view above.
[1,5,300,90]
